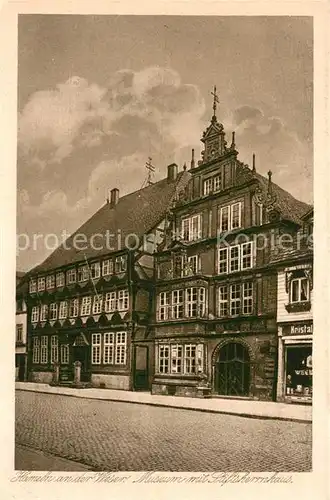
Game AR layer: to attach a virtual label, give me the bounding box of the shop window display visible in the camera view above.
[285,345,312,399]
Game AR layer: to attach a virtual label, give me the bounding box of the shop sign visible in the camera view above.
[282,322,313,336]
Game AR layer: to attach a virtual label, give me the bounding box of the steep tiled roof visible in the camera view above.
[31,171,191,274]
[270,245,313,266]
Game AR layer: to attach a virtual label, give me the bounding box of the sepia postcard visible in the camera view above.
[0,1,329,500]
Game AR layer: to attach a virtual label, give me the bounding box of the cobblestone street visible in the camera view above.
[15,391,312,472]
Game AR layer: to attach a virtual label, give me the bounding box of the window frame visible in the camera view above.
[102,259,114,276]
[59,301,68,319]
[40,335,48,364]
[81,296,92,316]
[32,337,40,364]
[50,335,58,364]
[290,277,310,303]
[49,302,58,321]
[56,272,65,287]
[16,324,23,343]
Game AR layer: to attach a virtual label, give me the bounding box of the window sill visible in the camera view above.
[285,302,311,313]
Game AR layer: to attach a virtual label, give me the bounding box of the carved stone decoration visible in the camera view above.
[285,271,294,293]
[305,268,313,291]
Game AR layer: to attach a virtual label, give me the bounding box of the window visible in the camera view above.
[29,279,37,293]
[242,282,253,314]
[115,256,127,273]
[218,247,228,274]
[37,277,45,292]
[40,336,48,364]
[203,178,213,196]
[159,345,170,374]
[81,296,92,316]
[46,275,55,290]
[59,301,68,319]
[56,272,65,287]
[91,333,101,364]
[93,294,103,314]
[51,335,58,363]
[67,268,76,284]
[241,242,253,270]
[218,286,228,317]
[229,246,240,273]
[187,255,200,275]
[291,277,309,303]
[31,306,39,323]
[185,345,196,374]
[115,332,127,365]
[90,262,101,280]
[16,324,23,343]
[105,292,117,313]
[117,289,129,311]
[103,333,114,364]
[69,298,79,318]
[186,288,205,318]
[203,174,222,195]
[40,304,48,322]
[181,215,201,242]
[157,343,204,375]
[102,259,113,276]
[230,284,241,316]
[219,202,242,232]
[171,345,183,374]
[158,292,170,320]
[213,174,222,192]
[32,337,40,364]
[172,290,184,319]
[49,303,58,320]
[78,266,89,282]
[60,344,69,364]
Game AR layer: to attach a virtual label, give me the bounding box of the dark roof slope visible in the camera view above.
[32,171,190,274]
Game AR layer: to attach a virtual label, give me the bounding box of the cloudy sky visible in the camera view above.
[17,15,313,271]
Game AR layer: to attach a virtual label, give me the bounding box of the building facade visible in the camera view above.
[16,272,28,381]
[151,103,310,401]
[274,210,313,403]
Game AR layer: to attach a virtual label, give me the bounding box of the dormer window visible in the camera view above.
[203,173,223,196]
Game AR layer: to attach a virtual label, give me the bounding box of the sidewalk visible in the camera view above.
[15,382,312,423]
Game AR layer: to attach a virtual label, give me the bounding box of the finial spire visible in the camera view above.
[211,85,219,118]
[252,153,256,173]
[190,148,195,169]
[231,131,236,149]
[267,170,273,194]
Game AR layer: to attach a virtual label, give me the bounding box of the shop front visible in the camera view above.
[277,321,313,403]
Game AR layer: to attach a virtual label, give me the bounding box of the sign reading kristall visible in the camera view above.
[282,322,313,336]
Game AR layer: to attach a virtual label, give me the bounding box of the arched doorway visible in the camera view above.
[215,342,251,396]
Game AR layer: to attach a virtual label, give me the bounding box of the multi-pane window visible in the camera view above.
[187,255,200,275]
[40,336,48,364]
[90,262,101,280]
[219,202,242,232]
[51,335,58,363]
[181,215,201,242]
[37,277,45,292]
[171,345,183,374]
[32,337,40,364]
[218,248,228,274]
[172,290,184,319]
[242,282,253,314]
[203,174,222,196]
[115,332,127,365]
[218,286,228,317]
[159,345,170,374]
[40,304,48,322]
[213,174,222,192]
[46,275,55,290]
[105,292,117,313]
[290,277,309,303]
[69,298,79,318]
[203,178,213,196]
[67,268,76,284]
[185,345,196,374]
[91,333,101,364]
[218,242,254,275]
[60,344,69,364]
[117,289,129,311]
[31,306,39,323]
[93,295,103,314]
[78,266,89,282]
[229,246,240,272]
[81,296,92,316]
[230,284,241,316]
[186,288,198,318]
[115,256,127,273]
[49,303,58,320]
[56,272,65,287]
[29,279,37,293]
[16,324,23,343]
[241,242,253,270]
[102,259,113,276]
[158,292,170,320]
[157,343,204,375]
[59,301,68,319]
[103,333,114,364]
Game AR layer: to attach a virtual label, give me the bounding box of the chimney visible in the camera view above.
[167,163,178,182]
[190,149,195,169]
[109,188,119,207]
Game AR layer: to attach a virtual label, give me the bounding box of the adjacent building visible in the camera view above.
[16,272,28,381]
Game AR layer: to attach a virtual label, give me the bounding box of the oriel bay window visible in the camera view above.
[186,287,206,318]
[217,241,254,275]
[158,292,170,320]
[172,290,184,319]
[157,287,206,321]
[91,332,127,365]
[217,282,254,317]
[157,343,204,375]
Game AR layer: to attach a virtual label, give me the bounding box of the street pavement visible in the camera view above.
[15,444,92,471]
[15,390,312,472]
